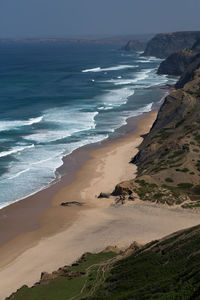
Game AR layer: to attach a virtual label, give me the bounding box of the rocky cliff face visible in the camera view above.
[157,48,197,76]
[175,53,200,88]
[143,31,200,58]
[113,67,200,207]
[192,38,200,52]
[122,39,147,51]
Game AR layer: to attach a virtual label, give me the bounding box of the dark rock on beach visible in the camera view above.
[98,192,110,198]
[60,201,83,207]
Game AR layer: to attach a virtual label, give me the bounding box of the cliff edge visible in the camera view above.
[143,31,200,58]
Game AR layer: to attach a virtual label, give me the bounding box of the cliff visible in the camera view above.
[157,48,197,76]
[113,66,200,207]
[192,38,200,52]
[7,224,200,299]
[122,39,147,51]
[175,52,200,88]
[143,31,200,58]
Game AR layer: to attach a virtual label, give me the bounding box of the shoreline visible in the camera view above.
[0,85,170,212]
[1,108,200,299]
[0,110,156,298]
[0,107,155,247]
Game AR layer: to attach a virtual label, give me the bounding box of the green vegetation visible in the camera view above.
[196,88,200,97]
[8,252,117,300]
[134,180,158,199]
[175,167,189,172]
[175,118,185,128]
[177,183,193,189]
[182,201,200,209]
[165,177,173,183]
[194,134,200,144]
[168,149,185,159]
[135,180,184,205]
[193,184,200,195]
[9,225,200,300]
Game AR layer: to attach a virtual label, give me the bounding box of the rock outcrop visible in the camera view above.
[143,31,200,58]
[122,39,147,51]
[157,48,197,76]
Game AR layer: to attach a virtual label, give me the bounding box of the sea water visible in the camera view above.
[0,42,176,208]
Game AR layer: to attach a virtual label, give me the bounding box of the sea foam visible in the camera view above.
[0,144,34,158]
[0,116,43,132]
[82,65,138,73]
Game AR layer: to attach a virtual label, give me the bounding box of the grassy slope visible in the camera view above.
[88,225,200,300]
[7,252,117,300]
[8,225,200,300]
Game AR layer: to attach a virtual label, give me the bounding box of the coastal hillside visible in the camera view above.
[113,66,200,208]
[142,31,200,58]
[7,224,200,299]
[157,36,200,77]
[157,48,197,76]
[122,39,147,51]
[175,53,200,88]
[192,38,200,52]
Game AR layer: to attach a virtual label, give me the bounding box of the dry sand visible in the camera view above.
[0,111,200,299]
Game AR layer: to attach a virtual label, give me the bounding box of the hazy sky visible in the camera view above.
[0,0,200,38]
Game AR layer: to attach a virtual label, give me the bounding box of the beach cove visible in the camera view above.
[1,110,200,299]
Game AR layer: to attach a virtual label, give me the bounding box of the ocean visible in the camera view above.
[0,42,176,208]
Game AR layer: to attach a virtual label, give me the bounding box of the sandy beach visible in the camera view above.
[1,110,200,299]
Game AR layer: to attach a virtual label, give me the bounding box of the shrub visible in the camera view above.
[177,183,193,189]
[176,168,189,173]
[175,119,185,128]
[193,185,200,195]
[165,178,173,183]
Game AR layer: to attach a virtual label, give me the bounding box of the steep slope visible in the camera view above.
[157,48,197,76]
[113,67,200,207]
[122,39,147,51]
[192,38,200,52]
[7,224,200,299]
[143,31,200,58]
[175,53,200,88]
[89,224,200,299]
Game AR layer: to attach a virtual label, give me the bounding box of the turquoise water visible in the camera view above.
[0,42,175,208]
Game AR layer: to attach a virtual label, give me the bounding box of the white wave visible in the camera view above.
[8,168,31,180]
[105,69,154,86]
[0,144,34,158]
[82,65,138,73]
[98,106,113,110]
[99,87,134,109]
[134,102,153,114]
[139,56,163,62]
[0,116,43,132]
[25,109,99,143]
